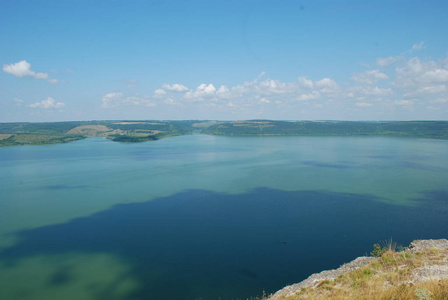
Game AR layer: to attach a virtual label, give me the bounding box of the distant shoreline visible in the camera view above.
[1,120,448,147]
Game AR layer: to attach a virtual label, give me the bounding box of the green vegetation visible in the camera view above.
[370,239,402,257]
[0,134,85,146]
[204,120,448,139]
[1,120,448,147]
[370,243,386,257]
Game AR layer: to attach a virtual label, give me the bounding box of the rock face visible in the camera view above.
[409,239,448,283]
[269,257,379,299]
[268,239,448,300]
[408,239,448,253]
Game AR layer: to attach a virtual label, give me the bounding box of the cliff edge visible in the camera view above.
[269,239,448,299]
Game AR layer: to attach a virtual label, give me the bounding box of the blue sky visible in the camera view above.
[1,0,448,121]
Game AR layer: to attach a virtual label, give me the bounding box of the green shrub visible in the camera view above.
[371,243,385,257]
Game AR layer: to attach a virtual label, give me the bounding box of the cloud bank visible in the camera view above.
[101,49,448,119]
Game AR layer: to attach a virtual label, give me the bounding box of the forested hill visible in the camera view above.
[1,120,448,146]
[203,120,448,139]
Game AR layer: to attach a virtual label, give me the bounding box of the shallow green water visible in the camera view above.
[0,135,447,299]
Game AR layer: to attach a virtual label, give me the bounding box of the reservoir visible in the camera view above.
[0,135,447,299]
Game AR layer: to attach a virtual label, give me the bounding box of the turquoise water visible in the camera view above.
[0,135,447,299]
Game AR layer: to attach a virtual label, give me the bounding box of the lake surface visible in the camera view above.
[0,135,447,300]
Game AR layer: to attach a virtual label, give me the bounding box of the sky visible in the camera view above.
[1,0,448,122]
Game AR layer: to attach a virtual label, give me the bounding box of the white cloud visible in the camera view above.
[164,98,179,105]
[126,79,138,88]
[217,85,229,94]
[422,69,448,83]
[394,99,416,111]
[368,86,393,96]
[29,97,65,109]
[376,56,402,67]
[184,83,217,101]
[3,60,56,83]
[426,105,442,110]
[395,57,448,93]
[199,83,216,94]
[118,66,436,117]
[315,78,339,93]
[13,97,24,104]
[162,83,189,92]
[3,60,58,84]
[298,76,314,89]
[93,62,448,118]
[154,89,166,96]
[258,79,295,94]
[356,102,373,107]
[412,41,426,51]
[351,70,389,85]
[296,91,320,101]
[258,97,270,104]
[127,96,154,106]
[395,99,414,106]
[406,57,423,74]
[102,93,122,108]
[215,85,234,99]
[3,60,47,78]
[350,86,393,97]
[102,92,155,108]
[171,74,341,111]
[431,97,448,104]
[412,85,447,95]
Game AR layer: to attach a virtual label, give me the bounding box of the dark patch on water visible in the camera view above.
[423,189,448,202]
[238,268,258,279]
[128,150,196,161]
[368,155,396,159]
[367,155,444,171]
[413,190,448,215]
[398,161,445,171]
[43,185,92,191]
[1,188,447,300]
[48,266,73,286]
[302,160,353,169]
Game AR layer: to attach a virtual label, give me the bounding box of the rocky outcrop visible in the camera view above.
[269,239,448,299]
[409,239,448,283]
[269,257,378,299]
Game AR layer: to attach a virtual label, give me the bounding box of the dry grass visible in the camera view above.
[66,125,111,135]
[112,122,165,125]
[278,247,448,300]
[0,134,13,140]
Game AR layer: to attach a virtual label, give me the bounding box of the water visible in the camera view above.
[0,135,447,299]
